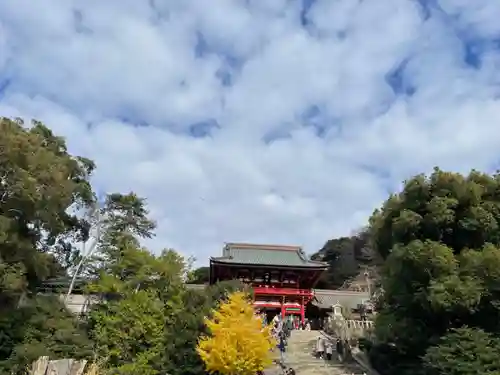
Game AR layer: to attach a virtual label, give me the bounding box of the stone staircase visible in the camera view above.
[268,330,366,375]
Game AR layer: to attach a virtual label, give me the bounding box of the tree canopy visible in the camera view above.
[311,230,380,289]
[0,117,96,374]
[187,266,210,284]
[0,295,94,374]
[0,117,251,375]
[0,117,95,307]
[369,168,500,375]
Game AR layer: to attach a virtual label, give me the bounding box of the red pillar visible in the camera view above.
[300,303,305,325]
[281,296,286,319]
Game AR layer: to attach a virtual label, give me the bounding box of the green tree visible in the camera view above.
[187,266,210,284]
[423,327,500,375]
[87,193,159,371]
[89,290,165,375]
[0,295,93,374]
[0,117,96,372]
[85,192,250,375]
[87,193,191,374]
[369,169,500,375]
[207,279,249,302]
[312,233,377,288]
[0,117,95,305]
[161,287,209,375]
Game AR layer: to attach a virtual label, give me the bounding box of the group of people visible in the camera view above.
[259,313,367,375]
[266,314,296,375]
[271,314,311,333]
[315,336,333,360]
[271,314,288,356]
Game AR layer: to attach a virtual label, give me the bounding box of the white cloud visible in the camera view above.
[2,0,500,264]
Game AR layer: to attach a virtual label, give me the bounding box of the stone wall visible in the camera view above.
[59,294,99,315]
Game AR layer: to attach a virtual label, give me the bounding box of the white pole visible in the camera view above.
[65,207,102,301]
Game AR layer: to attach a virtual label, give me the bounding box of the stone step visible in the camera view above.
[270,331,366,375]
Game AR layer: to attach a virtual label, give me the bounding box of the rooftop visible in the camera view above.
[210,242,329,268]
[312,289,371,310]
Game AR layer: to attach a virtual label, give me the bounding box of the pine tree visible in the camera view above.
[197,291,275,375]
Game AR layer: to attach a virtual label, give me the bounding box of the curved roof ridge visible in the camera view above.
[225,242,302,251]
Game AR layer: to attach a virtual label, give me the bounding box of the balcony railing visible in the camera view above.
[253,286,313,296]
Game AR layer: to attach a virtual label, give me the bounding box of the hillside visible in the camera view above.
[311,231,381,290]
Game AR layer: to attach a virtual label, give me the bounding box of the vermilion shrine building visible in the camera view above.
[39,242,370,321]
[209,242,329,323]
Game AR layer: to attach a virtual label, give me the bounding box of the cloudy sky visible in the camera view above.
[1,0,500,264]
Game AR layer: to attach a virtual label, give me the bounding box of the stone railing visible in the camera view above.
[327,318,374,340]
[323,303,378,374]
[325,302,375,342]
[346,319,374,329]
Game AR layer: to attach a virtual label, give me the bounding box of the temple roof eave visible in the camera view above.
[311,289,371,310]
[210,256,329,269]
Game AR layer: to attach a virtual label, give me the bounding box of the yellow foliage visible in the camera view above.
[197,291,276,375]
[83,363,101,375]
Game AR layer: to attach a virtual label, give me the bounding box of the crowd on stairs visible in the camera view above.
[264,313,368,375]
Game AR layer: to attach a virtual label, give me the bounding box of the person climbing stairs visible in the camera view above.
[266,330,366,375]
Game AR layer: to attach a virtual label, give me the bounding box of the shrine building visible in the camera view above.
[209,242,329,323]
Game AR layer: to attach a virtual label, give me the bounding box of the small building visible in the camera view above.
[210,242,329,323]
[312,289,371,314]
[36,277,96,316]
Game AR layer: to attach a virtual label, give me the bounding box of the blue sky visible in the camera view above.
[1,0,500,264]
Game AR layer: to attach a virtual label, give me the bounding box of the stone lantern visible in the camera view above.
[332,301,344,320]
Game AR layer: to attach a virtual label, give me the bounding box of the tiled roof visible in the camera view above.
[211,243,328,268]
[312,289,370,310]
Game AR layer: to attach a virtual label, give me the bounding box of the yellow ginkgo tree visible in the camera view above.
[197,291,276,375]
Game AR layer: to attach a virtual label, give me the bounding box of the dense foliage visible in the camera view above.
[0,117,247,375]
[0,117,96,373]
[187,266,210,284]
[197,291,275,375]
[311,231,380,289]
[0,295,93,374]
[0,117,95,307]
[369,169,500,375]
